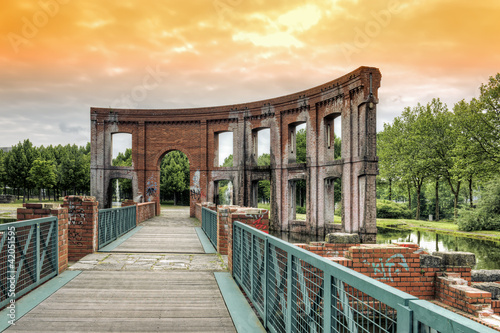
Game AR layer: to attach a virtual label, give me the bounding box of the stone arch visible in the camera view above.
[91,66,380,240]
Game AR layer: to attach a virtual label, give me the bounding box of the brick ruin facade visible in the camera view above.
[91,66,380,240]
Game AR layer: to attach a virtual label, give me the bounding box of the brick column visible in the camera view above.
[17,203,69,274]
[62,196,99,261]
[225,207,269,274]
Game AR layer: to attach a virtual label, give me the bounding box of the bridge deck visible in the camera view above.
[5,207,240,332]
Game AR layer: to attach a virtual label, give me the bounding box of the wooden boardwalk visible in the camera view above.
[6,207,238,332]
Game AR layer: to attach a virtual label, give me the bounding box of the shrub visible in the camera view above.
[458,177,500,231]
[296,206,306,214]
[376,200,412,219]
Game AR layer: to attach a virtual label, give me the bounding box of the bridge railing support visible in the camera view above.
[98,205,136,250]
[232,221,497,333]
[201,207,217,249]
[0,217,59,309]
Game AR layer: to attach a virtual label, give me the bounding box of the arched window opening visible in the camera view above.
[112,133,132,167]
[254,128,270,166]
[217,132,233,167]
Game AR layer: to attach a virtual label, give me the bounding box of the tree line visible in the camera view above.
[0,140,91,202]
[377,74,500,230]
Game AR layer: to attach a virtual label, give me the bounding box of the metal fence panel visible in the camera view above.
[0,217,59,309]
[233,222,416,333]
[201,207,217,248]
[410,299,499,333]
[98,205,136,249]
[233,222,495,333]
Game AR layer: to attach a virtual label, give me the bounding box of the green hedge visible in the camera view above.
[376,200,412,219]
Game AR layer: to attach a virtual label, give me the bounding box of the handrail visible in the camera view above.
[0,217,59,309]
[232,221,495,333]
[201,207,217,248]
[98,205,136,249]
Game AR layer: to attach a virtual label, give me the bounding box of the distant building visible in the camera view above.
[0,147,12,153]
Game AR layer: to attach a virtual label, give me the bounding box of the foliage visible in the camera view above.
[378,74,500,221]
[296,128,306,163]
[296,206,306,214]
[160,151,190,205]
[28,158,57,199]
[222,154,233,167]
[258,180,270,203]
[257,153,270,166]
[1,140,91,199]
[457,177,500,231]
[112,148,132,166]
[376,200,412,219]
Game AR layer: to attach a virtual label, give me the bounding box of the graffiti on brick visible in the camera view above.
[146,175,158,202]
[245,209,269,233]
[190,170,201,201]
[69,230,83,247]
[68,204,85,225]
[362,253,409,282]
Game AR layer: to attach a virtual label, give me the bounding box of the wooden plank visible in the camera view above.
[7,271,236,332]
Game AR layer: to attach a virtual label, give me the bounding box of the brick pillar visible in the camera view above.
[225,207,270,274]
[62,196,99,261]
[17,203,69,274]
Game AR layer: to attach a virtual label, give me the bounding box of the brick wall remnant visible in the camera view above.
[62,196,99,261]
[90,66,381,241]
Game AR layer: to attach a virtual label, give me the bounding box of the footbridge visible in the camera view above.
[1,202,498,332]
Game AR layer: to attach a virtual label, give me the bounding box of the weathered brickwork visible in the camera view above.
[136,202,156,224]
[61,196,99,261]
[91,67,381,240]
[17,203,68,274]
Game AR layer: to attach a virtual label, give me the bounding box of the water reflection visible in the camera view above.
[377,227,500,270]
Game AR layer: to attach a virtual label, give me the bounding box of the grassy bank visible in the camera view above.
[377,218,500,242]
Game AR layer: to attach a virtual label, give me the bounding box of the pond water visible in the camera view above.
[377,227,500,270]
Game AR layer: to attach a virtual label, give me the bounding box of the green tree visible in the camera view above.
[160,151,190,205]
[457,177,500,231]
[28,158,57,201]
[0,150,7,194]
[257,153,270,166]
[222,154,233,167]
[296,128,306,163]
[456,74,500,164]
[5,140,38,202]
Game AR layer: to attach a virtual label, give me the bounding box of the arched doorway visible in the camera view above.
[159,150,190,206]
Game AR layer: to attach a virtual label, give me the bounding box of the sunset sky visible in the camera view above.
[1,0,499,149]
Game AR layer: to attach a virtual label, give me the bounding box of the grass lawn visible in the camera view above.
[377,218,500,241]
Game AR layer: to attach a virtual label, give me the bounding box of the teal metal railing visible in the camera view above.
[201,207,217,248]
[0,217,59,309]
[98,205,136,249]
[232,221,497,333]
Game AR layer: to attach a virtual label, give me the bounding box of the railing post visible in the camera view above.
[286,252,292,332]
[263,238,269,328]
[35,223,40,283]
[324,273,332,331]
[397,304,413,333]
[250,234,254,301]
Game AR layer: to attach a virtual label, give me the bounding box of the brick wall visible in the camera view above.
[17,203,68,274]
[62,196,99,261]
[436,272,493,317]
[195,203,202,222]
[217,206,268,256]
[137,202,156,224]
